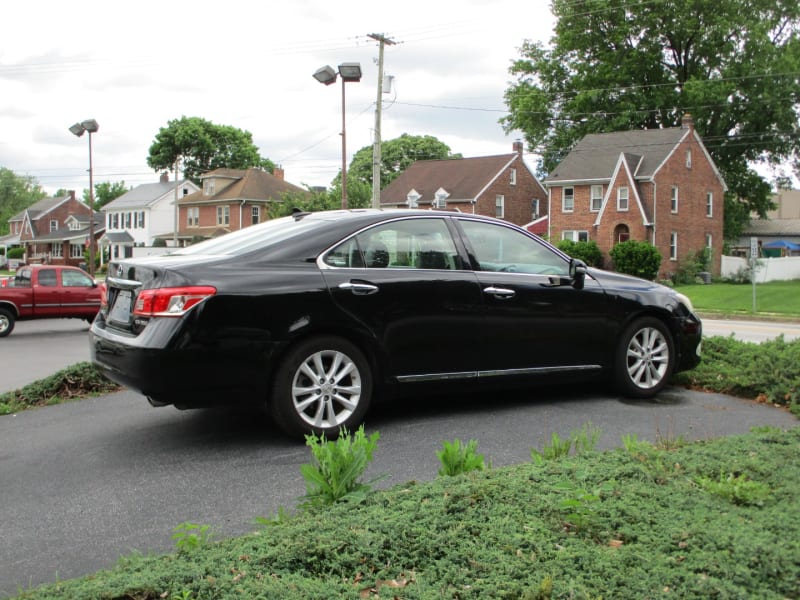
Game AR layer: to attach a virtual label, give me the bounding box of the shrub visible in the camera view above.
[299,425,381,508]
[8,247,25,259]
[555,239,604,267]
[436,439,486,476]
[672,248,711,284]
[609,240,662,280]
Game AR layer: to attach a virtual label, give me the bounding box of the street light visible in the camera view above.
[313,62,362,209]
[69,119,99,276]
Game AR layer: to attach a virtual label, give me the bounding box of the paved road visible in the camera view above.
[702,318,800,343]
[0,384,796,596]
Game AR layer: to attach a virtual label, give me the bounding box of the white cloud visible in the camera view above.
[0,0,554,194]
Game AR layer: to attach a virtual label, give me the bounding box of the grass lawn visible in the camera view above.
[674,279,800,318]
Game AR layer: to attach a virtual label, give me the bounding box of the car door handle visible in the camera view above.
[339,281,379,296]
[483,286,515,299]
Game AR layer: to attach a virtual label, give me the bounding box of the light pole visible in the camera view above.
[313,62,362,209]
[69,119,99,276]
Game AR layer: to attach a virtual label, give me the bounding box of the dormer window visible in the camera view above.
[204,179,215,196]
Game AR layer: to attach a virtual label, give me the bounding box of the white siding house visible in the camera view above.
[101,174,199,259]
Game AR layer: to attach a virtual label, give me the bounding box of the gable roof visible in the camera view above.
[546,128,689,184]
[594,153,652,225]
[103,180,196,210]
[9,195,74,222]
[380,153,528,206]
[180,168,308,204]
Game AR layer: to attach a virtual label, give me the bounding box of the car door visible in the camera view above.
[321,216,485,383]
[32,268,62,317]
[454,218,612,375]
[59,268,101,317]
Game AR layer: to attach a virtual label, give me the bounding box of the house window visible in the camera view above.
[251,206,260,225]
[590,185,603,212]
[562,230,589,242]
[670,232,678,261]
[706,233,713,249]
[187,207,199,227]
[686,149,692,169]
[670,186,679,213]
[204,179,215,196]
[182,187,189,196]
[125,212,132,228]
[706,192,713,217]
[49,219,58,232]
[531,198,540,220]
[216,205,230,226]
[510,168,517,185]
[50,243,63,257]
[614,224,630,243]
[617,187,629,211]
[138,211,145,228]
[70,244,83,258]
[112,213,119,229]
[495,195,504,218]
[562,187,574,212]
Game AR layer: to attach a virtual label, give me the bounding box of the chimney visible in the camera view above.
[681,113,693,130]
[513,140,524,156]
[273,166,285,181]
[69,190,75,201]
[160,171,169,183]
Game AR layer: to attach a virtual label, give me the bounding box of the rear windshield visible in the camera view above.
[170,215,328,257]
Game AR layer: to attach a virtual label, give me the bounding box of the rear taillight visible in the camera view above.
[99,283,108,308]
[133,286,217,317]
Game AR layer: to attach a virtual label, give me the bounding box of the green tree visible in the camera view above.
[82,181,129,209]
[503,0,800,240]
[147,116,275,184]
[346,133,461,190]
[0,168,46,235]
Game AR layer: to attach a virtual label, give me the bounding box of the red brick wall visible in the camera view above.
[548,132,724,278]
[473,161,547,226]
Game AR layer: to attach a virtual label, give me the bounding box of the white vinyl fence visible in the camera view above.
[722,255,800,283]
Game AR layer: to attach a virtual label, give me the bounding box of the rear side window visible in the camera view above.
[323,218,462,270]
[62,270,94,287]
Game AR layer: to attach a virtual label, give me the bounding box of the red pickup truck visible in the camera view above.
[0,264,103,337]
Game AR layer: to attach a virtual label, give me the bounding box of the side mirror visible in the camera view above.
[569,258,587,290]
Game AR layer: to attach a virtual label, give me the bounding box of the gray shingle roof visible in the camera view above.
[103,181,193,210]
[742,218,800,236]
[546,128,689,183]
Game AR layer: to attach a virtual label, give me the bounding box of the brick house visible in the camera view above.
[379,142,547,227]
[5,191,103,268]
[544,115,726,277]
[176,167,308,240]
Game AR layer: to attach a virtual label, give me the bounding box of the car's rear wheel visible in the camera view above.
[0,308,15,337]
[270,336,372,438]
[615,317,674,398]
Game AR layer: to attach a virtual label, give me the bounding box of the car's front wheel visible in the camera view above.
[615,317,674,398]
[270,336,372,438]
[0,308,15,338]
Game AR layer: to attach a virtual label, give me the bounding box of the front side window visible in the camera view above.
[62,269,93,287]
[617,187,629,211]
[562,187,574,212]
[460,219,569,275]
[39,269,57,287]
[590,185,603,212]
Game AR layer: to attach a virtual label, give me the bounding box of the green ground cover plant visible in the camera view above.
[0,362,120,415]
[436,438,486,476]
[671,335,800,415]
[13,426,800,599]
[675,279,800,317]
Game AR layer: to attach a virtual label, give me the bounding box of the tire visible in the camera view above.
[270,336,372,438]
[0,308,15,338]
[614,317,674,398]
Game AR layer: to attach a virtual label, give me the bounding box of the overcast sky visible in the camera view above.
[0,0,556,196]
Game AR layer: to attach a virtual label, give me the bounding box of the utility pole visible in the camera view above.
[368,33,395,209]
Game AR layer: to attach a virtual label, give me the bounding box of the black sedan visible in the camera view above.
[90,209,701,437]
